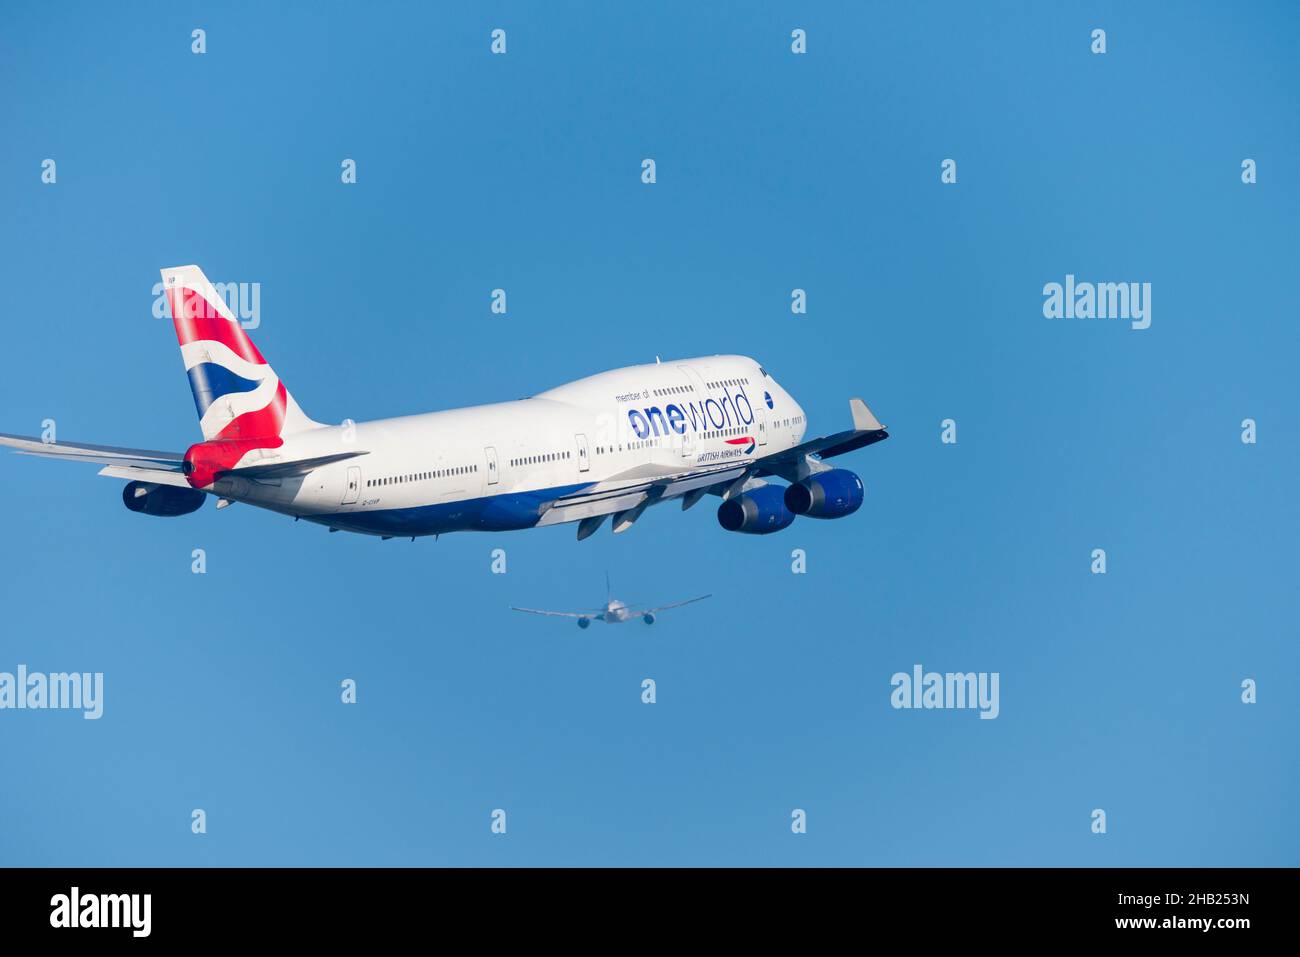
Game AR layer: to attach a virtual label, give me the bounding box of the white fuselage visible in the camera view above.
[214,355,807,537]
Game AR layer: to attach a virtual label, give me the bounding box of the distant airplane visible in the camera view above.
[512,575,710,628]
[1,264,889,540]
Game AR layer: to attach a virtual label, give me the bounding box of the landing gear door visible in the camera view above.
[342,466,361,505]
[575,434,590,473]
[485,446,500,486]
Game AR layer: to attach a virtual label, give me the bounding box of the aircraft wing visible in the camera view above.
[536,398,886,534]
[0,432,185,471]
[536,463,749,527]
[510,606,602,619]
[755,398,888,472]
[639,594,712,615]
[4,433,369,485]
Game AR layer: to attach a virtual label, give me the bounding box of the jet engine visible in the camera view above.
[783,469,864,519]
[716,485,795,534]
[577,617,591,629]
[122,481,207,517]
[643,613,656,624]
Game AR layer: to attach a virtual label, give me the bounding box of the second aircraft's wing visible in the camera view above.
[510,606,602,619]
[639,594,712,615]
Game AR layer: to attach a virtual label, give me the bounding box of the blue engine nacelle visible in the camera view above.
[716,485,796,535]
[122,481,206,517]
[783,469,864,519]
[577,617,591,629]
[643,613,656,624]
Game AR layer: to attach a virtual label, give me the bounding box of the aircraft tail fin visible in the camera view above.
[160,265,321,442]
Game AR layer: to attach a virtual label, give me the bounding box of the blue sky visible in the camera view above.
[1,1,1297,866]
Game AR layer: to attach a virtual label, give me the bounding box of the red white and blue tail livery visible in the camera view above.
[1,264,889,538]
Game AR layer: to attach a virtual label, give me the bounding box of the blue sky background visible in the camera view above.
[1,1,1297,866]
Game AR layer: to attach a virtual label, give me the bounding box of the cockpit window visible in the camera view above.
[759,366,771,378]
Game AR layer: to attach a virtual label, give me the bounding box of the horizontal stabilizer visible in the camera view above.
[98,465,195,489]
[226,450,369,480]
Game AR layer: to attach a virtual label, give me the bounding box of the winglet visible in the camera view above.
[850,398,884,432]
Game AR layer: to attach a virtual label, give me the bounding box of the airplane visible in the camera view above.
[512,575,709,627]
[0,264,889,541]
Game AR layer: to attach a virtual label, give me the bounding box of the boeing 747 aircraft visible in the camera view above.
[0,265,889,540]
